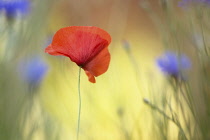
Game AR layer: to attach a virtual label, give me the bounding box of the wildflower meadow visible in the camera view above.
[0,0,210,140]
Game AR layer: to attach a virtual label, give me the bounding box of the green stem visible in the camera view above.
[144,99,187,140]
[77,67,82,140]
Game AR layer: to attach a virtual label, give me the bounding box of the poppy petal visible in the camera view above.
[45,26,111,83]
[45,45,69,57]
[85,70,96,83]
[45,45,62,55]
[49,26,111,66]
[83,47,110,78]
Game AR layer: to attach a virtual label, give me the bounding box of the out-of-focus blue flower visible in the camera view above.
[178,0,210,7]
[122,40,131,52]
[19,56,48,88]
[156,51,191,79]
[0,0,30,19]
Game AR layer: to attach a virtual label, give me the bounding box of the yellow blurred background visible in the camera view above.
[0,0,171,140]
[39,0,164,140]
[3,0,210,139]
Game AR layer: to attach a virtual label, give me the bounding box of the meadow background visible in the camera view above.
[1,0,209,140]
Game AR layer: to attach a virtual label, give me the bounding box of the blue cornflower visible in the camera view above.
[0,0,30,19]
[19,56,48,89]
[178,0,210,7]
[156,52,191,79]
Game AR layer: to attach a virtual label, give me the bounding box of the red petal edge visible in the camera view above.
[45,45,62,55]
[85,70,96,83]
[83,47,110,83]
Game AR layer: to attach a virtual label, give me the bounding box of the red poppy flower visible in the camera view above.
[45,26,111,83]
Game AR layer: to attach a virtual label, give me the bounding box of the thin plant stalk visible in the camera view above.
[77,67,82,140]
[144,99,187,140]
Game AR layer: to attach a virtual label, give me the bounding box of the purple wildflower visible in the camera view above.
[178,0,210,7]
[0,0,30,19]
[156,51,191,79]
[19,56,48,89]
